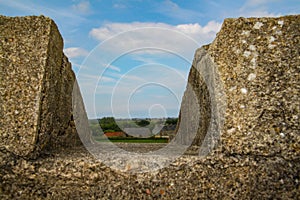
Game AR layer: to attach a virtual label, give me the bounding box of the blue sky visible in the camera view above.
[0,0,299,119]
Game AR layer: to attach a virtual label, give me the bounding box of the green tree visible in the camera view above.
[165,117,178,125]
[135,119,150,127]
[98,117,121,132]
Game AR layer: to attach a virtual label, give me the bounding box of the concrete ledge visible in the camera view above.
[0,146,299,199]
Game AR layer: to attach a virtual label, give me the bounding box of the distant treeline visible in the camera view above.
[89,117,178,136]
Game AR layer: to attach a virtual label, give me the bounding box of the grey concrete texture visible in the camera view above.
[0,15,83,158]
[0,15,299,199]
[1,145,299,199]
[209,15,300,159]
[178,15,300,160]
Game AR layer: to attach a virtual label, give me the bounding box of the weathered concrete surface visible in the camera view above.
[178,15,300,159]
[208,15,300,159]
[0,15,299,199]
[0,146,299,199]
[175,45,225,156]
[0,15,82,158]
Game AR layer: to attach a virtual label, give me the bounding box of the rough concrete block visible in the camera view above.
[0,16,84,158]
[178,15,300,158]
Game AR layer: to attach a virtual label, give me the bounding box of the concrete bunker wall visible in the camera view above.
[0,14,299,199]
[0,15,86,158]
[177,15,299,158]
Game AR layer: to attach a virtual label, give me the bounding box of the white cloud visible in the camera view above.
[78,63,188,118]
[0,0,86,26]
[72,1,91,14]
[108,65,121,72]
[243,0,280,7]
[101,76,116,82]
[89,21,222,58]
[90,21,221,42]
[113,3,127,9]
[156,0,204,22]
[241,10,282,17]
[239,0,283,17]
[64,47,89,58]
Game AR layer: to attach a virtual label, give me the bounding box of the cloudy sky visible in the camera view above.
[1,0,298,119]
